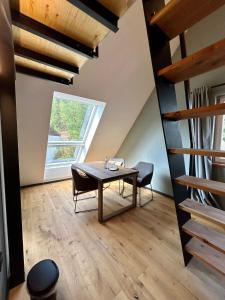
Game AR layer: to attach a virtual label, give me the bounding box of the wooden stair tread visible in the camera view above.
[163,103,225,120]
[150,0,225,40]
[185,238,225,275]
[179,198,225,226]
[158,38,225,83]
[175,176,225,197]
[169,148,225,157]
[183,220,225,253]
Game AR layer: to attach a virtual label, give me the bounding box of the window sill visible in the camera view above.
[46,162,74,169]
[212,162,225,168]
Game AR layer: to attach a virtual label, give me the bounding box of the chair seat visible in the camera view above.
[124,176,143,187]
[27,259,59,297]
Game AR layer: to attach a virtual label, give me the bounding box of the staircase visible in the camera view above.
[143,0,225,272]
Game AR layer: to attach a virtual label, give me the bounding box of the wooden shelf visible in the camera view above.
[183,220,225,253]
[169,148,225,157]
[150,0,225,40]
[163,103,225,120]
[186,238,225,275]
[158,38,225,83]
[175,176,225,197]
[179,198,225,226]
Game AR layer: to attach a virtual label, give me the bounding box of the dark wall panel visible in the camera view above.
[0,0,25,288]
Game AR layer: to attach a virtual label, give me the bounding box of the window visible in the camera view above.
[45,92,105,181]
[214,95,225,163]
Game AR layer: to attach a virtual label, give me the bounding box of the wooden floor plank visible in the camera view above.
[9,181,225,300]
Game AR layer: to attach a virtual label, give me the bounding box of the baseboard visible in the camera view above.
[21,177,71,189]
[145,186,173,199]
[21,179,174,200]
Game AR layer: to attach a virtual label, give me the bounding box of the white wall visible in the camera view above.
[118,89,174,196]
[16,0,156,186]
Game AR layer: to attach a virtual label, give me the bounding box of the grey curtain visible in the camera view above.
[189,86,219,207]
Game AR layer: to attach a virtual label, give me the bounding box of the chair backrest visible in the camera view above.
[108,157,125,167]
[134,161,154,186]
[71,166,89,192]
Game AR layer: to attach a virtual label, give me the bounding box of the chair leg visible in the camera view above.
[103,184,110,190]
[74,194,78,214]
[121,181,133,199]
[121,181,138,199]
[139,187,141,207]
[121,180,125,196]
[139,185,154,207]
[118,180,123,195]
[73,191,98,214]
[150,184,154,201]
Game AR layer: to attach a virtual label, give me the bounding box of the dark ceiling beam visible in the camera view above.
[11,10,94,59]
[67,0,119,32]
[16,65,73,85]
[14,45,79,74]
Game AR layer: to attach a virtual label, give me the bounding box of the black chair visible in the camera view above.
[71,165,98,213]
[122,161,154,207]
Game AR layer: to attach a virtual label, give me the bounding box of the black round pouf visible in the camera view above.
[27,259,59,300]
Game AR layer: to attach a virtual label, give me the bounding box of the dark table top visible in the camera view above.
[72,161,138,183]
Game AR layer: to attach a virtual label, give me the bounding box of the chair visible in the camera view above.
[105,158,125,193]
[122,161,154,207]
[71,165,98,213]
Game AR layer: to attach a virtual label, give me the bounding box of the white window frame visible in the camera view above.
[44,91,105,181]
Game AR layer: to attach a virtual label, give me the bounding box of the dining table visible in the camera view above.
[73,161,138,223]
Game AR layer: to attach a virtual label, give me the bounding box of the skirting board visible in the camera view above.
[21,178,174,200]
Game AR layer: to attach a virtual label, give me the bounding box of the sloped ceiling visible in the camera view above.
[16,0,176,186]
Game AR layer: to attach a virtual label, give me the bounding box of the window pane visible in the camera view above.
[49,97,94,142]
[46,145,80,164]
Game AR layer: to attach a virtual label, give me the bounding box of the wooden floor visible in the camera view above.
[9,180,225,300]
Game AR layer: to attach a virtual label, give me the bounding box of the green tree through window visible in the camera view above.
[50,97,91,140]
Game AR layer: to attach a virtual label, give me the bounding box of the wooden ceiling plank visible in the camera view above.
[16,64,73,85]
[14,45,79,74]
[99,0,136,17]
[13,26,88,69]
[11,10,95,59]
[67,0,119,32]
[15,55,73,80]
